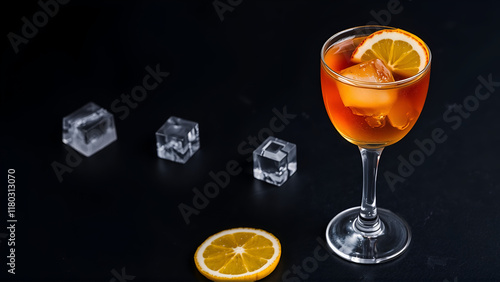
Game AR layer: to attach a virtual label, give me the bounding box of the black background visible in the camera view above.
[1,0,500,281]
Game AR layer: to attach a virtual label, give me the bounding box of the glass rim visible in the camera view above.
[320,25,432,89]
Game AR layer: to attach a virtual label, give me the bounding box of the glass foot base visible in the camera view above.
[326,207,411,264]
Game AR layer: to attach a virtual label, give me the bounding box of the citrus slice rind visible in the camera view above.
[351,29,429,78]
[194,227,281,281]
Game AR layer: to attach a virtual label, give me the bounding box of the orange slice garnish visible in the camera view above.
[351,29,430,78]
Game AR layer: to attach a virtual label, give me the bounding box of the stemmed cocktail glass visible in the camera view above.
[320,26,431,264]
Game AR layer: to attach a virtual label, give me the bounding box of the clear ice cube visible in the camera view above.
[253,137,297,186]
[156,116,200,163]
[365,115,386,128]
[340,59,394,83]
[387,98,417,130]
[62,102,117,157]
[337,59,398,119]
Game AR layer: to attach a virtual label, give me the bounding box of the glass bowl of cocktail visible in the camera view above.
[320,26,431,264]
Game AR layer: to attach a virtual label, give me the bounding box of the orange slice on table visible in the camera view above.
[194,227,281,281]
[351,29,430,78]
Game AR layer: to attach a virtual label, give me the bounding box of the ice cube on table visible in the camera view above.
[253,137,297,187]
[62,102,117,157]
[156,116,200,163]
[337,59,398,117]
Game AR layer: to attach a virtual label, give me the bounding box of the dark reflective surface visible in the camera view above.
[1,1,500,281]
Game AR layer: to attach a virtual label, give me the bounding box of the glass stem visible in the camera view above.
[355,147,384,234]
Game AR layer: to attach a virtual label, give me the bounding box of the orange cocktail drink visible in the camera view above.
[321,26,432,264]
[321,29,430,148]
